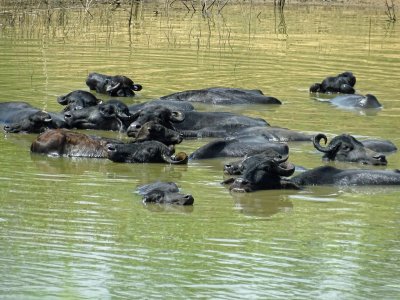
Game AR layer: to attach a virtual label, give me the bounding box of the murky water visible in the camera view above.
[0,2,399,299]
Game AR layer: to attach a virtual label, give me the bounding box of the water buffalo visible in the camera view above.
[64,100,133,131]
[223,153,299,192]
[231,126,313,142]
[223,149,287,175]
[86,72,142,97]
[1,101,67,133]
[127,121,183,145]
[107,141,188,164]
[158,87,282,105]
[128,99,195,113]
[128,105,269,138]
[291,166,400,186]
[313,133,387,165]
[329,94,382,109]
[189,136,288,160]
[137,182,194,205]
[361,139,397,153]
[31,129,122,158]
[309,71,356,94]
[57,90,101,111]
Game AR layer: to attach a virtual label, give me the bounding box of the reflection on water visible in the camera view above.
[0,2,400,299]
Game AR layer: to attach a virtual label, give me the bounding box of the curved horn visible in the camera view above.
[106,81,121,92]
[275,162,295,177]
[313,134,333,153]
[170,111,185,122]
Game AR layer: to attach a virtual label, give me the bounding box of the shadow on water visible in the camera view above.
[230,190,294,218]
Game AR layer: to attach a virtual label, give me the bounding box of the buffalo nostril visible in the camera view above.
[64,113,72,119]
[135,124,141,129]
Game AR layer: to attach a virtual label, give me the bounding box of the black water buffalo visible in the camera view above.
[0,101,67,133]
[329,94,382,109]
[291,166,400,186]
[189,136,288,160]
[159,87,282,105]
[127,121,183,145]
[309,71,356,94]
[313,133,387,165]
[57,90,101,111]
[137,182,194,205]
[361,139,397,153]
[223,153,298,192]
[107,141,188,164]
[231,126,312,142]
[128,99,195,113]
[86,72,142,97]
[64,100,133,131]
[31,129,122,158]
[224,149,286,175]
[128,105,269,138]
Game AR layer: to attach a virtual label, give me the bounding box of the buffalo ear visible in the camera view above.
[170,111,185,122]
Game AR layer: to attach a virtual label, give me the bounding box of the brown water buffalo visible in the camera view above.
[30,129,123,157]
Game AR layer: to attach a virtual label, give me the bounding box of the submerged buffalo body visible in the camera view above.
[64,100,133,131]
[313,133,387,165]
[86,72,142,97]
[57,90,101,111]
[310,71,356,94]
[31,129,122,158]
[291,166,400,186]
[107,141,188,164]
[329,94,382,109]
[361,139,397,153]
[0,101,67,133]
[231,126,312,142]
[128,105,269,138]
[159,87,282,105]
[137,182,194,205]
[189,136,288,159]
[128,99,195,113]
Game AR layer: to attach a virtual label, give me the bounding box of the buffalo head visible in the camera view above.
[129,105,185,130]
[224,153,298,192]
[313,133,387,165]
[127,121,183,145]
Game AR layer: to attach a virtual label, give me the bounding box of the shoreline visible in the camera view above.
[0,0,393,8]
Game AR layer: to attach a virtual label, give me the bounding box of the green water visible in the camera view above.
[0,2,399,299]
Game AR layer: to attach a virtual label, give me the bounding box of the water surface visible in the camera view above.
[0,2,399,299]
